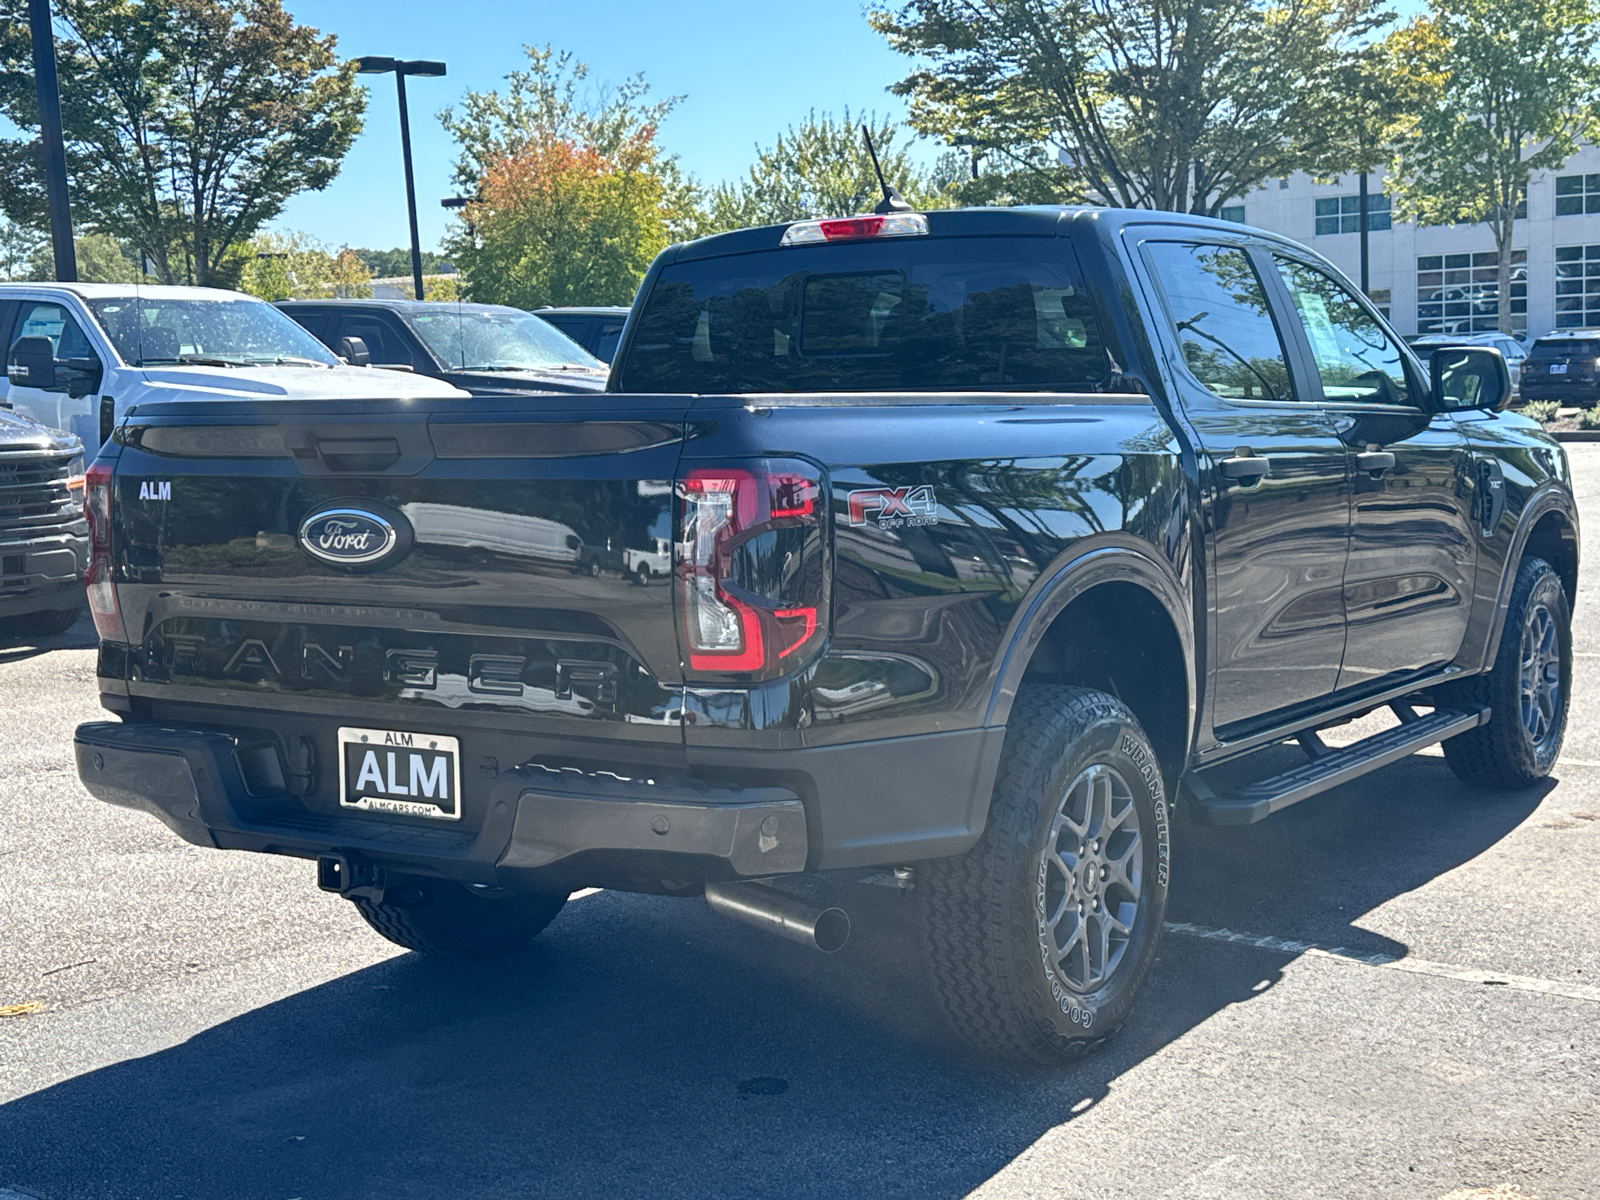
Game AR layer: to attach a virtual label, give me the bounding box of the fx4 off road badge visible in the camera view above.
[847,485,938,529]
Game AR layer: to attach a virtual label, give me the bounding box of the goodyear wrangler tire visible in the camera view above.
[352,877,567,959]
[917,685,1171,1063]
[1441,556,1571,790]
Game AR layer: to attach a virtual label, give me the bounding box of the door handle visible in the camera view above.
[1355,449,1395,476]
[1219,451,1271,483]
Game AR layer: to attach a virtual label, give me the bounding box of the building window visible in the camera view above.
[1367,288,1391,321]
[1315,194,1391,235]
[1279,178,1290,190]
[1555,175,1600,216]
[1554,245,1600,326]
[1416,251,1527,335]
[1219,204,1246,223]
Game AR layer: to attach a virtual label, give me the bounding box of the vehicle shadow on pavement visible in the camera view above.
[0,614,96,665]
[0,753,1544,1200]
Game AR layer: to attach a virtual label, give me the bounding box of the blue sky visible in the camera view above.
[274,0,923,255]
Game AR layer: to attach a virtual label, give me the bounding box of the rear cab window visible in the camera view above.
[615,238,1112,394]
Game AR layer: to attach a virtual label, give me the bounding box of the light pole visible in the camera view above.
[354,56,446,301]
[28,0,75,282]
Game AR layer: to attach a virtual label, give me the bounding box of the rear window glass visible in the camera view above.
[1532,339,1600,357]
[616,238,1111,394]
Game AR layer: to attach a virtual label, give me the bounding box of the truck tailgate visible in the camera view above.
[108,395,691,744]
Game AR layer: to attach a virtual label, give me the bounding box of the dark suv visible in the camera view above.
[532,306,630,363]
[1519,330,1600,406]
[279,299,608,396]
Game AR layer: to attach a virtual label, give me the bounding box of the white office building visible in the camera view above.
[1224,145,1600,343]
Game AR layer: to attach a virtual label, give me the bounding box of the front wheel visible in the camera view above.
[917,685,1171,1063]
[1441,556,1571,790]
[351,877,567,958]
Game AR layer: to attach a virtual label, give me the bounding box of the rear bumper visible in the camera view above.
[1521,378,1600,404]
[74,719,1003,889]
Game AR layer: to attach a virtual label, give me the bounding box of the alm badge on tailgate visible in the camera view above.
[339,727,462,820]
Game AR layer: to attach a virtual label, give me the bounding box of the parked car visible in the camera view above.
[279,299,608,394]
[1518,329,1600,406]
[76,207,1573,1066]
[1412,332,1527,396]
[0,283,468,455]
[624,536,670,584]
[532,306,630,363]
[0,404,85,637]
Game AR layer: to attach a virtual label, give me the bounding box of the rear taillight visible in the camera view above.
[676,461,826,679]
[82,462,127,643]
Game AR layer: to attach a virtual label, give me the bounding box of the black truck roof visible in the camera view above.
[669,205,1269,263]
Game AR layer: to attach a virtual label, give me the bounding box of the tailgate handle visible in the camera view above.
[315,437,402,472]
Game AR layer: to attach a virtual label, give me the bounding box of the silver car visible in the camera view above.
[1412,332,1527,396]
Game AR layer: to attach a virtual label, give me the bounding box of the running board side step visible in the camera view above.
[1183,707,1491,826]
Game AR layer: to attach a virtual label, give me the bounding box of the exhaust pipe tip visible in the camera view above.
[705,881,851,953]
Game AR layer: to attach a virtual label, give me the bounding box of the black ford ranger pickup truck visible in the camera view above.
[74,208,1577,1063]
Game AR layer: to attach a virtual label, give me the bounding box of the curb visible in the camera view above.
[1552,430,1600,442]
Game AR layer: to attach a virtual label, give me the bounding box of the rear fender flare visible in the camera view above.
[983,541,1197,747]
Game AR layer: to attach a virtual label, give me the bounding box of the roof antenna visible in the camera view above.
[861,124,914,215]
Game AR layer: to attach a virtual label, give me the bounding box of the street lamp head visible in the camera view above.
[353,55,396,74]
[441,195,480,209]
[400,60,447,77]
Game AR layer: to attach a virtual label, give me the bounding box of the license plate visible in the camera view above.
[338,727,462,820]
[1550,363,1568,374]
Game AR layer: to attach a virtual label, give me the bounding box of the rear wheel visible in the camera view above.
[917,685,1171,1063]
[1441,556,1571,790]
[352,878,567,958]
[635,564,652,587]
[0,607,82,639]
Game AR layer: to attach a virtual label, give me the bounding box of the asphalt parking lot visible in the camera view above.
[2,454,1598,1200]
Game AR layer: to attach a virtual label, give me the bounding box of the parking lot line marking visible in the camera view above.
[1164,922,1600,1004]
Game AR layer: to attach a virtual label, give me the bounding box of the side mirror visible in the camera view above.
[337,336,371,366]
[7,336,56,390]
[62,355,102,399]
[1431,345,1512,412]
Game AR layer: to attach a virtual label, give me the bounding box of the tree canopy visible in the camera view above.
[709,109,955,230]
[871,0,1390,214]
[0,0,365,287]
[440,46,701,307]
[1387,0,1600,333]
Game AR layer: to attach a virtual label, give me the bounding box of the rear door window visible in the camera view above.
[617,238,1110,393]
[1143,241,1294,401]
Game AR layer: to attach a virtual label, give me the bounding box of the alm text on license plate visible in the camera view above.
[1551,362,1569,374]
[339,726,462,820]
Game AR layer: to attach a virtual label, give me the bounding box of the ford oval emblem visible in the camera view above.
[298,504,410,569]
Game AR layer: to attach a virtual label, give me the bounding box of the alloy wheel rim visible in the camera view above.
[1039,763,1143,994]
[1518,602,1562,750]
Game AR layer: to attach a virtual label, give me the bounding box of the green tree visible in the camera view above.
[0,216,43,280]
[350,247,452,278]
[26,232,142,282]
[871,0,1388,215]
[233,231,372,300]
[440,46,702,306]
[709,109,954,230]
[1388,0,1600,335]
[0,0,365,288]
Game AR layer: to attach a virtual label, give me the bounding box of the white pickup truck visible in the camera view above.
[0,283,468,452]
